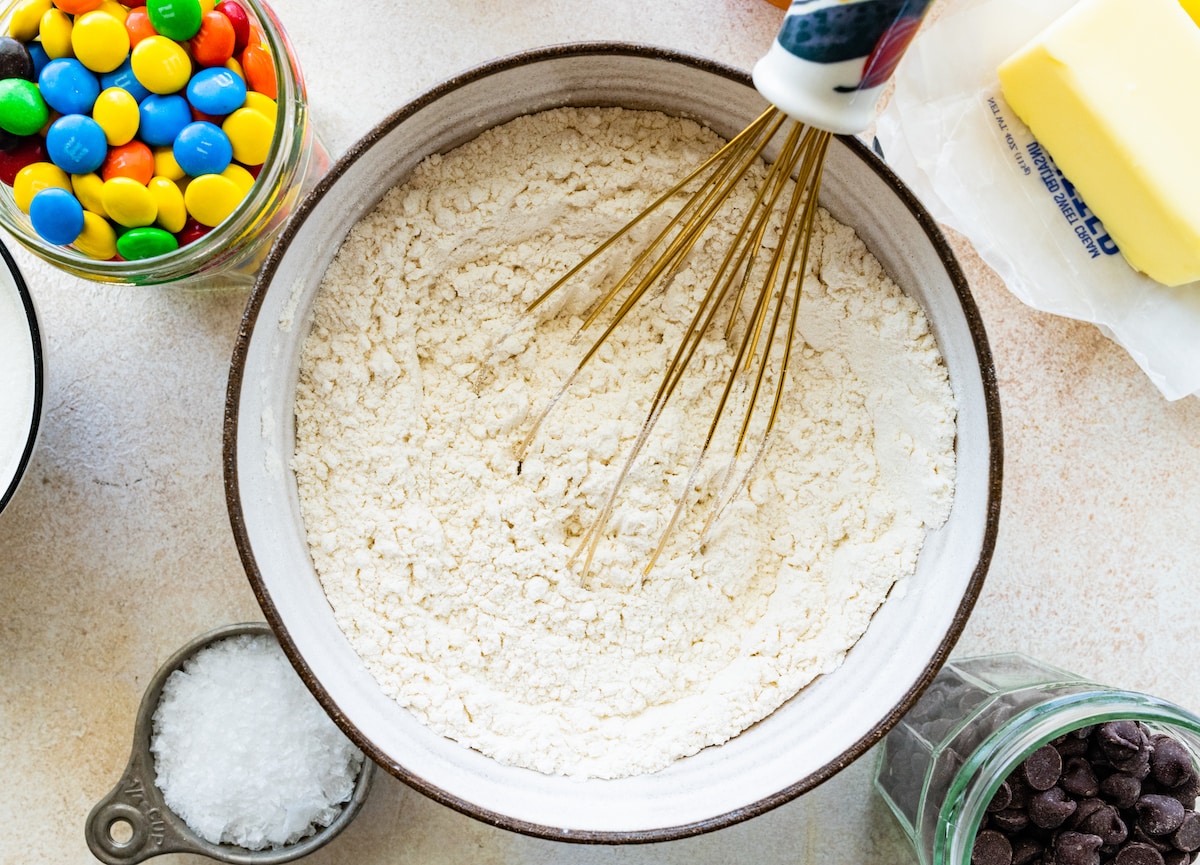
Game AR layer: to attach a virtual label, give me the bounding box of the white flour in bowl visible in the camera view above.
[293,107,957,779]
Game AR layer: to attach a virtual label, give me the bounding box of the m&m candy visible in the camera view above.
[70,9,130,73]
[0,36,34,81]
[45,113,108,173]
[91,85,139,144]
[138,92,190,145]
[185,66,244,116]
[0,0,281,258]
[172,120,230,176]
[0,77,47,134]
[29,185,83,243]
[38,58,100,115]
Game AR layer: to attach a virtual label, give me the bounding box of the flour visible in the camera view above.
[292,107,957,779]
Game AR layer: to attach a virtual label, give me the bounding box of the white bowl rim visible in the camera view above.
[223,42,1004,844]
[0,238,42,514]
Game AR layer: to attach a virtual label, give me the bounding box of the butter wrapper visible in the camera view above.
[875,0,1200,401]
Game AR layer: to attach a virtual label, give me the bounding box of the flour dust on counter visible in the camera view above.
[292,106,957,779]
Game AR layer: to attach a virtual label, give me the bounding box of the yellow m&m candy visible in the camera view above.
[183,172,243,226]
[8,0,52,41]
[92,87,139,145]
[221,105,272,166]
[73,209,117,259]
[148,175,186,232]
[100,176,156,227]
[38,7,74,58]
[130,35,191,94]
[71,10,129,73]
[14,161,70,211]
[70,171,107,215]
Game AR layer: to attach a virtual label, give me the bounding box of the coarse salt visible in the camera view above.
[149,633,364,850]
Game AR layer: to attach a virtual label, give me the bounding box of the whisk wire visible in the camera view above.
[568,116,796,576]
[524,106,783,317]
[518,104,835,577]
[514,109,787,467]
[643,124,829,573]
[695,129,831,544]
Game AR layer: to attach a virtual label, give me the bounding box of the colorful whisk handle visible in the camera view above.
[752,0,934,135]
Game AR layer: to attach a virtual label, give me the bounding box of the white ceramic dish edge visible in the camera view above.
[0,239,42,515]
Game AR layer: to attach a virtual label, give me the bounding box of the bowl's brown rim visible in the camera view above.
[223,41,1003,845]
[0,237,43,514]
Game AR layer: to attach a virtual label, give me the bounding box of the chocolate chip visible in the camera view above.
[1062,757,1101,798]
[1162,851,1193,865]
[1008,779,1032,809]
[1138,795,1188,836]
[1074,802,1128,846]
[1024,745,1065,791]
[1031,787,1079,830]
[973,829,1014,865]
[991,808,1031,834]
[1172,812,1200,853]
[1011,836,1044,865]
[1151,738,1195,790]
[1133,826,1176,853]
[1056,736,1092,759]
[1160,776,1200,810]
[988,781,1014,813]
[1115,843,1167,865]
[1103,773,1145,809]
[1053,831,1104,865]
[1100,722,1150,764]
[1070,797,1107,829]
[1117,748,1155,781]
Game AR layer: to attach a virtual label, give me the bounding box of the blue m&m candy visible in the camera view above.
[26,43,49,80]
[45,114,108,174]
[172,121,232,176]
[185,67,246,117]
[37,58,101,115]
[99,57,150,104]
[138,93,192,146]
[29,186,85,245]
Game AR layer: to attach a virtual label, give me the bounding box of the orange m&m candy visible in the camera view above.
[101,139,153,184]
[124,5,156,46]
[189,10,235,67]
[52,0,102,14]
[240,43,274,99]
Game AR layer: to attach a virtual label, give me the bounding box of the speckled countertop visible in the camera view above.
[2,1,1199,863]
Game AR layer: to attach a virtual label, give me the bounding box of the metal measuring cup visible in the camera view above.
[85,622,376,864]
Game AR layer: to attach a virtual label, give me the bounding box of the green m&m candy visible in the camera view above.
[146,0,204,42]
[116,226,180,260]
[0,78,48,136]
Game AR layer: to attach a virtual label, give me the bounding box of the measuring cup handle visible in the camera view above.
[84,750,194,865]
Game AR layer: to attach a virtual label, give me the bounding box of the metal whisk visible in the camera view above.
[520,0,935,576]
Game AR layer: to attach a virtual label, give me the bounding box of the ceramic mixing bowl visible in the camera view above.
[223,44,1003,842]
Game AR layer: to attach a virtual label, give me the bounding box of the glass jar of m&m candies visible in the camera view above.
[875,654,1200,865]
[0,0,326,285]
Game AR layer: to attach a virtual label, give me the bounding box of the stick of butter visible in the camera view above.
[997,0,1200,287]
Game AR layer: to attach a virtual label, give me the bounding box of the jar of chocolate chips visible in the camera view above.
[874,654,1200,865]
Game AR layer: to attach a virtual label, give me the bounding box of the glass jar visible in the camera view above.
[0,0,329,286]
[875,653,1200,865]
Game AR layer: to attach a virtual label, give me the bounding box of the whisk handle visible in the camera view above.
[752,0,935,135]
